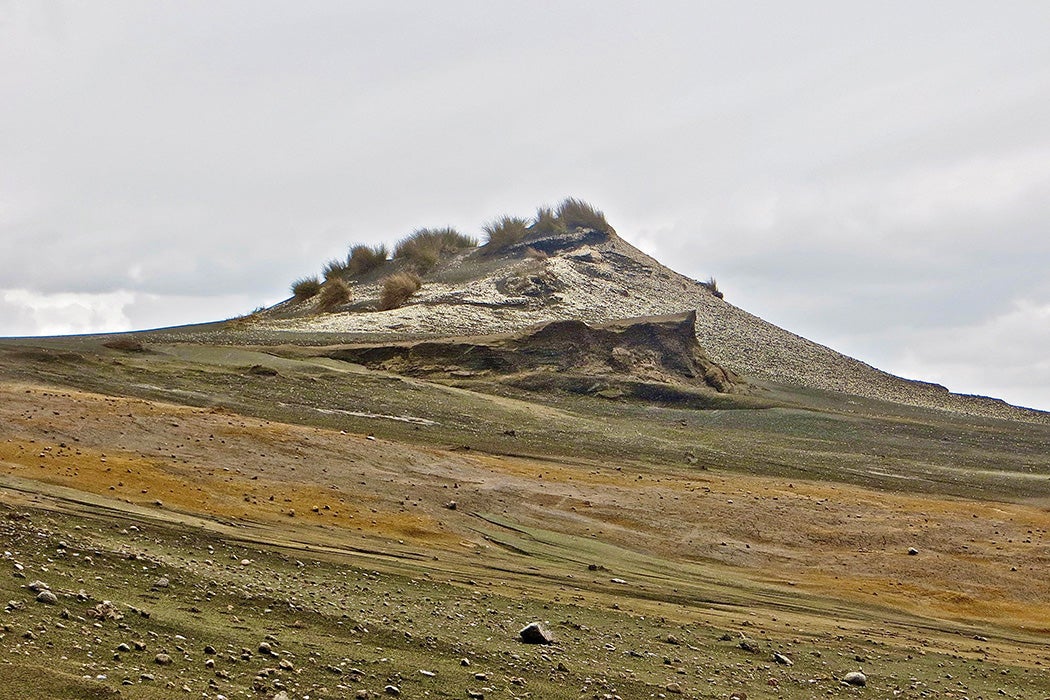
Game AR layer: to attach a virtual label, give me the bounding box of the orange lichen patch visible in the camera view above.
[469,452,633,487]
[792,571,1050,631]
[0,437,455,545]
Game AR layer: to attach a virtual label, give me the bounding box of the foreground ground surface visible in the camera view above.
[1,335,1049,699]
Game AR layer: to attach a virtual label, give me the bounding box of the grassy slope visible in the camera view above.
[1,333,1049,699]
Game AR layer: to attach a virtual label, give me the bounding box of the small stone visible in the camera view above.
[140,673,155,681]
[203,645,216,655]
[908,547,919,555]
[665,681,683,693]
[519,621,554,644]
[444,501,457,510]
[153,577,170,589]
[258,641,272,655]
[773,652,793,666]
[460,658,471,666]
[154,653,173,665]
[36,590,58,604]
[384,685,400,696]
[116,642,131,653]
[355,691,370,699]
[842,671,867,686]
[739,637,760,653]
[27,580,49,592]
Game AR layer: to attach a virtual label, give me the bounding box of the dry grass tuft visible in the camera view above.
[701,276,723,299]
[291,275,322,299]
[530,206,565,236]
[394,227,477,272]
[347,244,389,276]
[322,258,348,281]
[482,215,530,253]
[555,197,614,235]
[379,271,423,310]
[318,278,352,311]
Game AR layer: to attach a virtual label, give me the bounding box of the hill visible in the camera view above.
[241,222,1046,425]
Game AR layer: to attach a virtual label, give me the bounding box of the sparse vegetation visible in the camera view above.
[524,246,549,260]
[291,275,322,299]
[379,271,423,310]
[322,258,348,280]
[556,197,614,235]
[101,337,145,352]
[702,276,724,299]
[530,205,565,236]
[318,278,352,311]
[394,227,477,272]
[347,243,389,276]
[482,215,530,253]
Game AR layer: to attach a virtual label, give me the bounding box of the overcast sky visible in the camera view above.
[2,1,1048,411]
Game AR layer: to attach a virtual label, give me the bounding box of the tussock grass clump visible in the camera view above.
[291,275,322,299]
[379,272,423,310]
[346,244,388,276]
[322,258,348,281]
[701,276,724,299]
[318,278,352,311]
[530,206,565,236]
[394,227,477,272]
[555,197,614,235]
[482,216,530,253]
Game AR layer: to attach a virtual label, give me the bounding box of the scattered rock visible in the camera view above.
[153,577,170,589]
[444,500,457,510]
[773,652,793,666]
[116,642,131,653]
[258,641,273,655]
[738,637,760,654]
[665,681,683,693]
[908,547,919,555]
[842,671,867,686]
[87,601,124,621]
[27,580,49,592]
[36,589,58,604]
[384,685,400,696]
[519,621,554,644]
[154,653,173,665]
